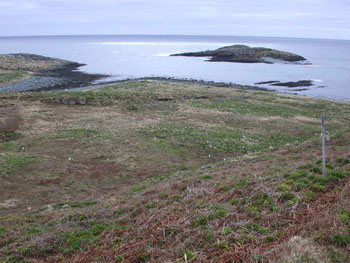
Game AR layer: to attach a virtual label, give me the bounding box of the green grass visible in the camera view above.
[277,184,291,192]
[0,141,23,152]
[338,210,350,225]
[0,71,28,85]
[192,96,320,118]
[1,213,127,261]
[128,173,173,193]
[0,155,34,175]
[328,234,350,247]
[282,161,349,196]
[142,124,305,159]
[57,222,109,253]
[245,222,269,234]
[183,251,195,260]
[0,226,5,237]
[190,206,227,227]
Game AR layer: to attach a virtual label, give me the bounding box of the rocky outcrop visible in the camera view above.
[255,80,313,88]
[270,80,313,87]
[0,53,106,92]
[0,53,73,71]
[171,45,307,64]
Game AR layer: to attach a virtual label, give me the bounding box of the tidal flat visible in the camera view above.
[1,55,350,262]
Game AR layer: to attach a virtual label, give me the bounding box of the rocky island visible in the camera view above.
[171,44,307,64]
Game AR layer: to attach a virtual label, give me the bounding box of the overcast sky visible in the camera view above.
[0,0,349,39]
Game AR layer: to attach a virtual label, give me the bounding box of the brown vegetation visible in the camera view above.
[0,80,350,262]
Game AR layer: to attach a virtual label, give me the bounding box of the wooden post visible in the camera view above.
[321,113,326,176]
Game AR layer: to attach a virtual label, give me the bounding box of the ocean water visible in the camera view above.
[0,35,350,101]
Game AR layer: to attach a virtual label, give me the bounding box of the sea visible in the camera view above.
[0,35,350,101]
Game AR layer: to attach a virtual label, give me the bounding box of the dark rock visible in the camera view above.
[292,88,309,92]
[271,80,313,88]
[171,45,307,64]
[255,81,280,85]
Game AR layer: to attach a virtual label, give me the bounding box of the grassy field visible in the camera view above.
[1,80,350,262]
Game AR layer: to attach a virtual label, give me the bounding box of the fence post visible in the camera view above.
[321,113,326,176]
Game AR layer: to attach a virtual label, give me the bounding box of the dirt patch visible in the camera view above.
[66,160,122,179]
[279,236,329,263]
[294,115,318,122]
[0,198,20,209]
[258,116,282,121]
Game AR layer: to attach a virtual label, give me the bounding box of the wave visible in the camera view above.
[304,64,321,67]
[153,53,172,57]
[87,42,225,46]
[87,42,277,47]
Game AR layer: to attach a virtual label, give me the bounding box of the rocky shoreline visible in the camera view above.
[0,53,106,92]
[0,53,313,93]
[138,77,271,91]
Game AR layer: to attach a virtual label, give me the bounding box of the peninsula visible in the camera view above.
[0,53,105,92]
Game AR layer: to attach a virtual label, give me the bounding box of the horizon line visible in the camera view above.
[1,33,349,42]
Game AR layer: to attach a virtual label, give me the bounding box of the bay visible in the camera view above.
[1,35,349,101]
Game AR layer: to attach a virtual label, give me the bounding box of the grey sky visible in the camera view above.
[0,0,349,39]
